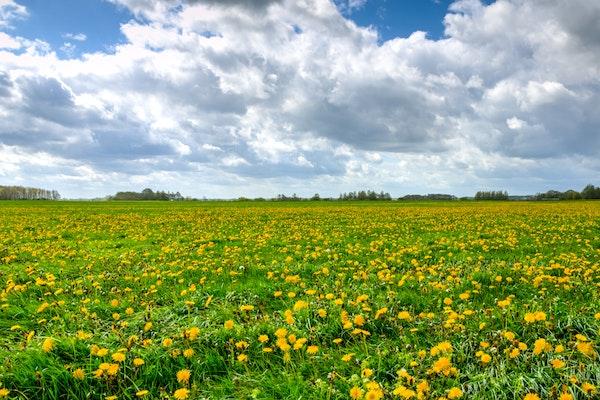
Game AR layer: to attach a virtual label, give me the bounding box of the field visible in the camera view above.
[0,201,599,400]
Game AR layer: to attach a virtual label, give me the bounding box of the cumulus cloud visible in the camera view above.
[0,0,599,197]
[0,0,27,28]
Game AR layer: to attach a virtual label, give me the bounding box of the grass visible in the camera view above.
[0,200,598,399]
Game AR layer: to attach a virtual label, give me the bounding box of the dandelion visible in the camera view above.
[448,387,463,399]
[183,348,195,358]
[224,320,234,330]
[523,394,540,400]
[349,386,363,399]
[559,392,574,400]
[581,382,596,394]
[0,389,10,398]
[133,358,145,367]
[42,338,54,353]
[237,353,248,363]
[176,369,191,384]
[112,352,126,362]
[307,345,318,354]
[135,390,149,397]
[173,388,190,400]
[107,364,119,376]
[576,341,595,357]
[72,368,85,380]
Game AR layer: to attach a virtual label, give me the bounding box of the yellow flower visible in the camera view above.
[224,320,234,330]
[448,387,463,399]
[162,338,173,347]
[112,352,126,362]
[173,388,190,400]
[509,348,521,358]
[42,338,54,353]
[107,364,119,376]
[342,353,354,362]
[550,359,565,369]
[293,300,308,311]
[559,392,573,400]
[0,389,10,397]
[258,334,269,343]
[432,357,452,374]
[349,386,364,400]
[176,369,191,384]
[133,358,145,367]
[374,308,387,319]
[523,394,540,400]
[136,390,149,397]
[237,353,248,363]
[533,338,550,355]
[72,368,85,380]
[275,328,287,338]
[307,345,319,355]
[240,304,254,312]
[397,311,412,321]
[96,348,109,357]
[365,388,383,400]
[576,341,595,357]
[581,382,596,394]
[524,312,546,323]
[183,348,195,358]
[186,327,200,340]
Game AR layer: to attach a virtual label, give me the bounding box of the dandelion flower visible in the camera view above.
[176,369,191,384]
[173,388,189,400]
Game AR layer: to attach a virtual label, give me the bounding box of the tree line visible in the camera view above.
[534,184,600,200]
[0,185,60,200]
[109,188,184,201]
[474,191,509,200]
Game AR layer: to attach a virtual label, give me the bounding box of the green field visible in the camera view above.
[0,201,599,400]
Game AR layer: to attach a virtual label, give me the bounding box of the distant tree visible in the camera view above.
[0,185,60,200]
[110,188,186,201]
[581,184,600,199]
[475,190,508,200]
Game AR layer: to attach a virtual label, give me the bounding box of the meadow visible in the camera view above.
[0,201,598,400]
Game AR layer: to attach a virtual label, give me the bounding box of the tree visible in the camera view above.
[581,184,600,199]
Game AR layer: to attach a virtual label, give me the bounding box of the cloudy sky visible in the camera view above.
[0,0,598,198]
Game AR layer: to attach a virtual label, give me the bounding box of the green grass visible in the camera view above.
[0,200,598,399]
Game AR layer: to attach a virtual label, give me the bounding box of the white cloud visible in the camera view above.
[62,32,87,41]
[0,31,19,48]
[506,116,525,130]
[0,0,599,198]
[0,0,27,28]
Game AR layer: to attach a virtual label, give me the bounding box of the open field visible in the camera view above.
[0,201,599,400]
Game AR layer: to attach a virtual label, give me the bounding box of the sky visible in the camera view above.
[0,0,598,199]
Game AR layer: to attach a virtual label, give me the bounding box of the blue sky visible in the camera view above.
[9,0,494,57]
[0,0,599,198]
[12,0,132,56]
